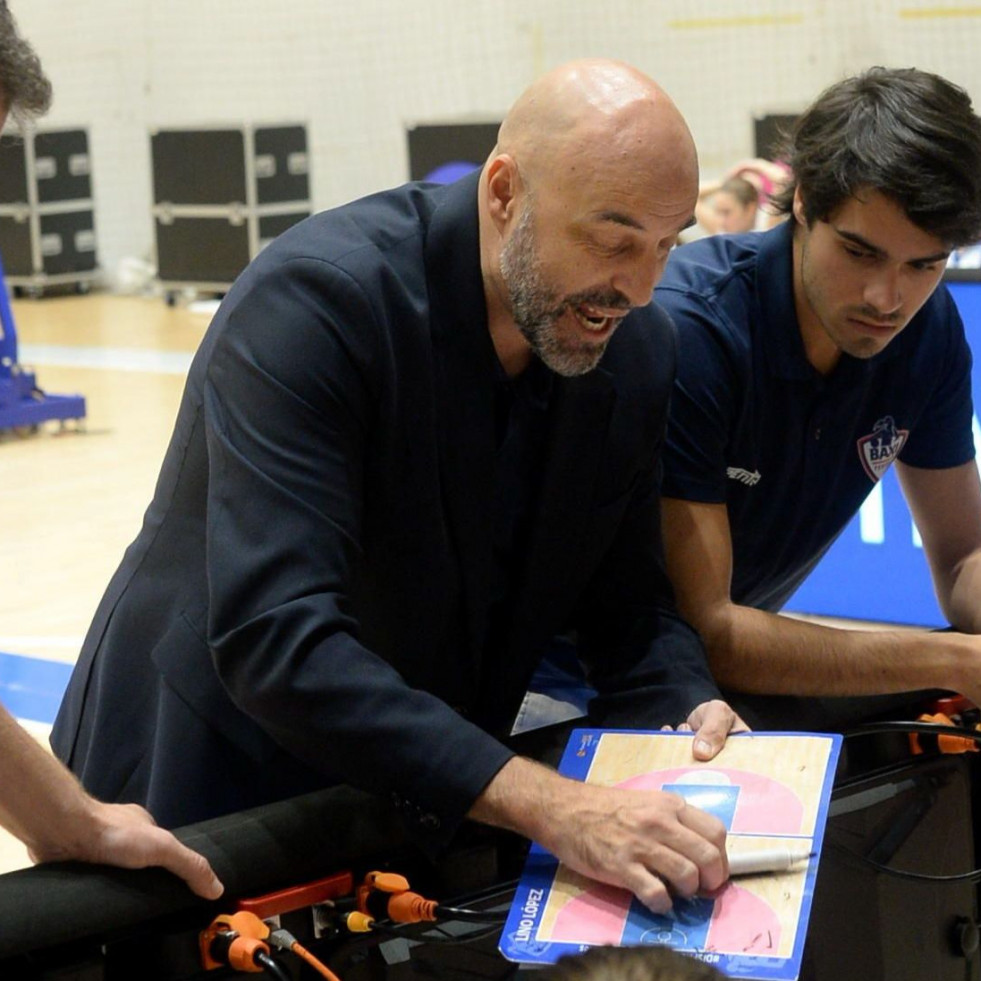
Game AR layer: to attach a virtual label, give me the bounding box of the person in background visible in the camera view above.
[724,156,792,218]
[542,945,724,981]
[656,67,981,730]
[0,0,222,900]
[53,58,745,915]
[688,157,790,240]
[695,175,760,235]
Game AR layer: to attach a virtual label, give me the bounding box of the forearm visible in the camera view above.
[467,756,566,846]
[700,602,968,697]
[0,706,95,857]
[937,548,981,634]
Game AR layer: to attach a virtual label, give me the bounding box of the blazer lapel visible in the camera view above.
[481,369,617,729]
[423,174,618,723]
[425,175,498,678]
[525,369,616,605]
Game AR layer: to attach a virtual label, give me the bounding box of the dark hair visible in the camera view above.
[772,67,981,247]
[0,2,52,124]
[540,946,725,981]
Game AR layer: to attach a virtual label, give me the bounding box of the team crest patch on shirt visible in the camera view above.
[857,415,908,482]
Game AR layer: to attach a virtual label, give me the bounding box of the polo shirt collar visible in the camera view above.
[756,221,817,382]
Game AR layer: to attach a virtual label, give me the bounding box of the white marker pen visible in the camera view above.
[727,844,814,877]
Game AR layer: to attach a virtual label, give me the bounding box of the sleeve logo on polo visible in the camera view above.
[857,415,908,482]
[726,467,761,486]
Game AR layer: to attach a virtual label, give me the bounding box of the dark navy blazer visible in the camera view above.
[51,173,719,848]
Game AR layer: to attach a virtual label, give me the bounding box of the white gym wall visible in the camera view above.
[13,1,981,275]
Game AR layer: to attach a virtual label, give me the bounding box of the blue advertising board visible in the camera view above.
[784,278,981,626]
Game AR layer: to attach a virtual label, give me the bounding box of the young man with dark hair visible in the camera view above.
[0,1,222,898]
[656,66,981,728]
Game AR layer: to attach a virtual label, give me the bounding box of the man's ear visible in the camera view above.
[485,154,521,232]
[792,185,807,226]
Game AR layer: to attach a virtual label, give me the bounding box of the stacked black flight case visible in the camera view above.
[0,128,99,296]
[150,124,311,302]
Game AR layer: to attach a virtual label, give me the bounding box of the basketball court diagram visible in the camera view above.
[500,730,841,979]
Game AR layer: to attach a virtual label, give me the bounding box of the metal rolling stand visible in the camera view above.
[150,124,312,304]
[0,248,85,433]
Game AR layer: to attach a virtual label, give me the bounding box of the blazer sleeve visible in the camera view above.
[201,256,512,850]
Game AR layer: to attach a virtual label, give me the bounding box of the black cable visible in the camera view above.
[832,720,981,883]
[255,950,292,981]
[361,920,406,938]
[433,904,508,923]
[843,719,981,746]
[423,923,505,946]
[825,838,981,884]
[362,917,503,946]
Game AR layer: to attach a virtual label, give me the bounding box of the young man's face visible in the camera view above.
[792,186,950,373]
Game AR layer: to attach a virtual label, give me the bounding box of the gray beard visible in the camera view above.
[500,210,622,377]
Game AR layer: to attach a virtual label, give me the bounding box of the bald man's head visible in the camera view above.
[479,59,698,378]
[494,59,696,203]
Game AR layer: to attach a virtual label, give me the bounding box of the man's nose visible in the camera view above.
[863,268,902,315]
[614,254,667,308]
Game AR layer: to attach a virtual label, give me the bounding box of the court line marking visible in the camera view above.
[0,651,73,726]
[17,344,193,375]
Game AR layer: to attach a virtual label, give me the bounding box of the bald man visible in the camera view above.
[53,60,742,911]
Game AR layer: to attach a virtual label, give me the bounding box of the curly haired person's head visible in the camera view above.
[0,2,52,125]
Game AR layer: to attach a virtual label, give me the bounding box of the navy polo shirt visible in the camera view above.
[655,220,975,612]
